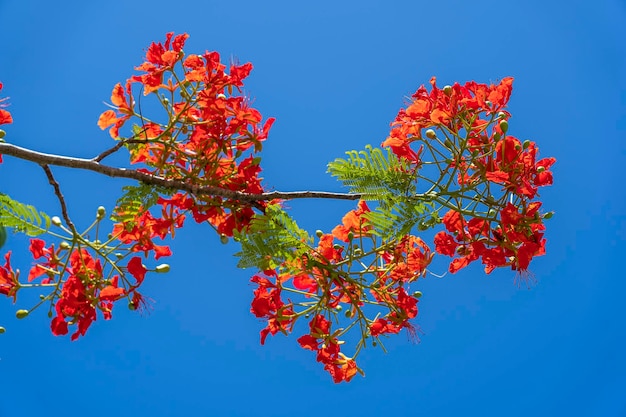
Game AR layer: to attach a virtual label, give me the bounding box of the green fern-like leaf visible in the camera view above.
[0,193,51,236]
[234,204,312,270]
[327,145,416,205]
[111,182,175,223]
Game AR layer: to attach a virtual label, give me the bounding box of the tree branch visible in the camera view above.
[0,142,361,202]
[41,164,76,232]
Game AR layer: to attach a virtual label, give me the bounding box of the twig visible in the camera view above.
[0,142,362,202]
[40,164,76,232]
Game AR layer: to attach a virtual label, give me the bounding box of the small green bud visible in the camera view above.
[220,234,229,244]
[162,97,170,104]
[413,291,423,298]
[537,166,546,173]
[522,140,531,150]
[425,129,437,139]
[443,139,454,150]
[335,305,343,311]
[442,85,452,95]
[96,206,106,219]
[155,264,170,273]
[0,129,5,139]
[333,244,343,250]
[372,341,378,347]
[499,120,509,134]
[347,231,354,241]
[0,326,5,334]
[543,211,554,219]
[485,100,492,107]
[217,93,226,99]
[15,309,29,319]
[47,311,53,318]
[59,241,71,250]
[128,301,136,311]
[115,253,124,259]
[493,132,501,141]
[497,111,507,119]
[315,230,323,238]
[51,216,62,227]
[39,294,45,300]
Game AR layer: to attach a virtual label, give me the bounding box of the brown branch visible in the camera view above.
[41,164,76,232]
[0,142,361,202]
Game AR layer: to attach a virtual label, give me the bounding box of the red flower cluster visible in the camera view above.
[297,315,360,383]
[383,77,555,276]
[98,32,276,238]
[26,238,152,340]
[250,201,433,382]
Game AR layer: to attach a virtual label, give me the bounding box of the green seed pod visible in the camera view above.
[155,264,171,273]
[499,120,509,134]
[15,309,29,319]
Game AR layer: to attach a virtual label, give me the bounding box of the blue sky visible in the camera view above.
[0,1,625,416]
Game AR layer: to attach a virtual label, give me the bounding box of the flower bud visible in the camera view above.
[442,85,452,95]
[522,140,531,150]
[15,309,29,319]
[335,305,343,311]
[543,211,554,219]
[155,264,170,273]
[315,230,323,238]
[0,326,5,334]
[128,301,136,311]
[425,129,437,139]
[51,216,62,227]
[0,129,5,139]
[96,206,106,219]
[499,120,509,134]
[347,231,354,241]
[217,93,226,99]
[537,166,546,173]
[220,234,229,244]
[412,291,423,298]
[59,241,71,250]
[497,111,507,119]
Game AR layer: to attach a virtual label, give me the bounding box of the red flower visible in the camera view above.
[0,252,18,301]
[0,82,13,125]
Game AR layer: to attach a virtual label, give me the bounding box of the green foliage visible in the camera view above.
[365,198,437,240]
[327,145,416,206]
[111,182,175,223]
[328,145,440,239]
[0,193,51,236]
[234,204,312,270]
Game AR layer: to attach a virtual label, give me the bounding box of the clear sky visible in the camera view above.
[0,1,624,416]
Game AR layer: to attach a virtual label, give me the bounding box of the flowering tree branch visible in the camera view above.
[0,142,361,202]
[0,32,556,383]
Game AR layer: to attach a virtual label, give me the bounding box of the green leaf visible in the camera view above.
[327,145,416,205]
[111,182,175,223]
[233,204,312,270]
[0,193,51,236]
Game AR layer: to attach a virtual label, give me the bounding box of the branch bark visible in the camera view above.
[0,142,361,202]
